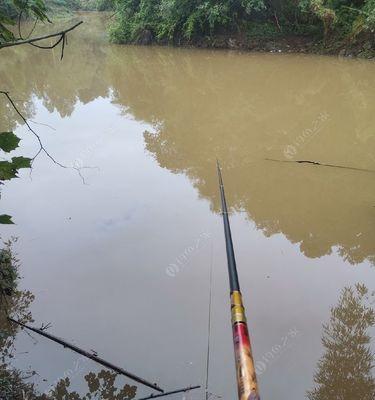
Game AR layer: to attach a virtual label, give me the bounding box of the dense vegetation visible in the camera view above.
[110,0,375,54]
[0,0,113,21]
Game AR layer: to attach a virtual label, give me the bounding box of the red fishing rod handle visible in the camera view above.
[231,291,260,400]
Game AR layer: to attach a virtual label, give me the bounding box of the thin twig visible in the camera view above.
[0,21,83,49]
[2,91,99,184]
[107,11,119,20]
[22,328,39,345]
[17,11,39,40]
[72,166,100,185]
[0,90,66,167]
[274,11,282,32]
[29,33,64,50]
[61,33,66,60]
[136,385,200,400]
[30,120,57,131]
[40,322,52,331]
[17,11,23,39]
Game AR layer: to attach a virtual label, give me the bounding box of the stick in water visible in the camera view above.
[136,385,200,400]
[265,158,375,173]
[8,317,163,392]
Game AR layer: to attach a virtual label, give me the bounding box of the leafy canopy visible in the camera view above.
[110,0,375,43]
[0,0,50,45]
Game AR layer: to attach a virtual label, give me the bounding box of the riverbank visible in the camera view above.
[109,1,375,60]
[182,33,374,58]
[118,28,375,59]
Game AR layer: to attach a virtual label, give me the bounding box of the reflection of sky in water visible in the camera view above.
[4,93,374,398]
[0,14,374,400]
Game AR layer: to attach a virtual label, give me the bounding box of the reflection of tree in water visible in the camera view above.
[307,284,375,400]
[51,370,136,400]
[1,14,374,265]
[0,14,110,131]
[131,50,375,266]
[0,243,137,400]
[0,242,35,365]
[0,242,40,399]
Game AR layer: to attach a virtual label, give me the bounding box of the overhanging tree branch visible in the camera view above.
[0,20,83,51]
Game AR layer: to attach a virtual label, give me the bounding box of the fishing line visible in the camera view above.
[205,241,214,400]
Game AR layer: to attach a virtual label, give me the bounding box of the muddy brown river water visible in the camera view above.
[1,12,375,400]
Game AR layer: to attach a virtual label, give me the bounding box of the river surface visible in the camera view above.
[1,12,375,400]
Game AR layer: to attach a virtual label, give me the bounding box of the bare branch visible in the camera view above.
[0,21,83,49]
[0,90,66,168]
[8,317,165,393]
[29,120,57,131]
[265,158,375,173]
[1,91,101,184]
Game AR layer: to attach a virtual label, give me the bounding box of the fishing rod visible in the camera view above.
[216,161,260,400]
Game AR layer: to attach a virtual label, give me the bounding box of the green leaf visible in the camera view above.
[0,132,20,153]
[0,22,15,43]
[0,15,16,26]
[0,161,17,180]
[0,157,31,181]
[11,156,31,169]
[0,214,14,224]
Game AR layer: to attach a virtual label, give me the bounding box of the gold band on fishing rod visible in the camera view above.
[231,291,247,324]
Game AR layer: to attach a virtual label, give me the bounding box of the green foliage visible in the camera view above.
[11,156,32,169]
[111,0,230,42]
[363,0,375,28]
[0,156,31,181]
[110,0,375,45]
[0,215,14,224]
[0,0,50,45]
[96,0,115,11]
[0,2,17,43]
[0,128,31,223]
[0,246,19,296]
[77,0,114,11]
[246,21,280,38]
[45,0,81,12]
[0,1,18,20]
[0,132,20,153]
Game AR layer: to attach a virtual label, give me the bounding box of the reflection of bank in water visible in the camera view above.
[0,244,37,399]
[307,284,375,400]
[1,15,375,265]
[0,245,140,400]
[1,246,200,400]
